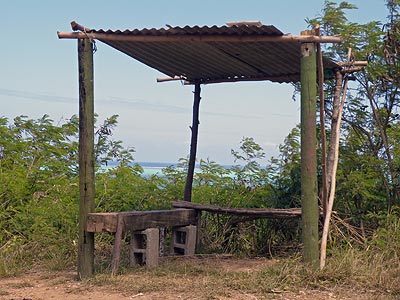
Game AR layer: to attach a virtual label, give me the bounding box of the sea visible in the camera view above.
[138,161,180,177]
[102,161,231,177]
[101,161,188,177]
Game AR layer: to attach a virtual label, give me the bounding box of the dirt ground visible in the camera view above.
[0,257,395,300]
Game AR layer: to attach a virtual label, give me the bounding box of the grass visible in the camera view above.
[86,257,271,298]
[82,252,399,299]
[1,214,399,299]
[0,250,398,299]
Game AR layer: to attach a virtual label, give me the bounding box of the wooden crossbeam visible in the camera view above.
[171,201,302,218]
[86,208,197,233]
[57,31,342,43]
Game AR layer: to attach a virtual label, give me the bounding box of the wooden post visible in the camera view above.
[184,82,201,202]
[300,30,319,268]
[111,215,124,275]
[77,38,95,279]
[320,49,351,270]
[315,25,328,218]
[195,210,202,252]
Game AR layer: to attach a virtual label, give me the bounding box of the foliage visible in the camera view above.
[0,112,302,271]
[268,126,302,208]
[0,115,80,269]
[306,1,400,230]
[95,115,136,167]
[0,114,137,275]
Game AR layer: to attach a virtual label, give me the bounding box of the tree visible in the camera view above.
[0,114,138,272]
[308,0,400,268]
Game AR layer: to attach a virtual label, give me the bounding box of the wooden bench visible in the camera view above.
[86,208,200,274]
[86,203,304,274]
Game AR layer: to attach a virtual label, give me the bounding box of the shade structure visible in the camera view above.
[58,22,340,84]
[58,21,344,277]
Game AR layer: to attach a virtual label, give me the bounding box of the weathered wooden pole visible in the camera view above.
[315,25,328,218]
[77,38,95,279]
[184,82,201,202]
[300,31,319,268]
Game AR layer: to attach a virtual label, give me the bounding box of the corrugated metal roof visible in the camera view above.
[80,24,339,84]
[91,24,284,37]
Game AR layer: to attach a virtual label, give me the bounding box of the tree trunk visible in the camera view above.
[320,71,349,270]
[326,70,343,193]
[367,88,400,204]
[316,27,328,217]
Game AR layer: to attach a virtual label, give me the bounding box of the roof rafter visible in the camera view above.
[57,31,342,43]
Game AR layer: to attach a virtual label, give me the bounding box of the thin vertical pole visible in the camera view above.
[316,25,328,218]
[77,38,95,279]
[195,210,202,252]
[300,30,319,268]
[184,82,201,202]
[111,215,124,275]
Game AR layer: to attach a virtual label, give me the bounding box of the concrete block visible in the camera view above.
[130,228,159,268]
[170,225,196,256]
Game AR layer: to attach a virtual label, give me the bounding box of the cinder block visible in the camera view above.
[130,228,159,268]
[170,225,196,256]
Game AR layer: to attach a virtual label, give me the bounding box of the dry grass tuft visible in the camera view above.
[83,253,399,299]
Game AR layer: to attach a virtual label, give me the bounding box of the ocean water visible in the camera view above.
[101,161,230,177]
[139,162,178,177]
[100,161,183,177]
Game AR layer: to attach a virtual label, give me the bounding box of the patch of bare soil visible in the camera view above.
[0,257,394,300]
[0,269,131,300]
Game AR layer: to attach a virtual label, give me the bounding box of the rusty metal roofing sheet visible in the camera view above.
[85,24,339,84]
[91,24,284,37]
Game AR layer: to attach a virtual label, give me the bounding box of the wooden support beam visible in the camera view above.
[337,61,368,67]
[111,214,124,275]
[341,66,364,74]
[320,49,352,270]
[86,209,198,233]
[123,209,198,231]
[195,210,202,253]
[71,21,91,33]
[184,82,201,202]
[86,212,119,233]
[185,74,299,85]
[172,201,303,218]
[57,31,342,44]
[160,75,301,85]
[77,38,95,280]
[300,31,319,268]
[156,75,186,83]
[315,25,328,219]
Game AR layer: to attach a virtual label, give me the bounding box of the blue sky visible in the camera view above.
[1,1,387,165]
